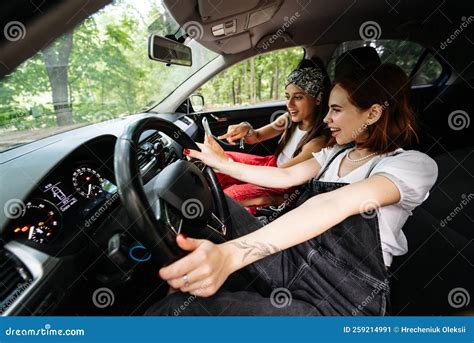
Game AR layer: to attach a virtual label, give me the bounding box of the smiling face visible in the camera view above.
[324,84,375,145]
[285,83,320,124]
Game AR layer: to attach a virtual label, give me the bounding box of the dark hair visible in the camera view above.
[274,57,331,158]
[331,63,417,154]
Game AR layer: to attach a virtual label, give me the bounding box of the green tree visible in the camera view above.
[43,31,74,126]
[197,47,304,110]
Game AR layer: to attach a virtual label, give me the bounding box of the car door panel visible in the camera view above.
[190,100,287,156]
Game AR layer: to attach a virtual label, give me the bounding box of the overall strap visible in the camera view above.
[315,145,353,181]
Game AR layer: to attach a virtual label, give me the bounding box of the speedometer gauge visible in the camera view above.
[72,167,104,199]
[12,199,62,244]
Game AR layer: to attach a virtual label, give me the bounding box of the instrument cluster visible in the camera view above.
[8,138,119,249]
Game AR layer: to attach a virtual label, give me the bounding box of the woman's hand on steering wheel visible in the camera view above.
[185,135,229,171]
[159,234,236,297]
[203,134,228,160]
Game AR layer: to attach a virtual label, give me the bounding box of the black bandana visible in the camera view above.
[285,67,325,100]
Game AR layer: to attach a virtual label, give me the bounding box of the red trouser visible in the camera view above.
[216,151,292,214]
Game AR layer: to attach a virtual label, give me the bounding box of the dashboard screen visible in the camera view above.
[43,182,78,212]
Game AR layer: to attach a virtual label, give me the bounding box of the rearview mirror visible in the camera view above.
[148,34,192,67]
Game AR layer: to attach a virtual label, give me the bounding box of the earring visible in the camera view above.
[362,122,369,129]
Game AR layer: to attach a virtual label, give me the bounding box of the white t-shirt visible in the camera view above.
[276,125,307,167]
[312,144,438,266]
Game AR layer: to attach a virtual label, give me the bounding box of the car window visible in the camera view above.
[327,40,443,85]
[412,53,443,85]
[0,0,218,152]
[196,47,304,111]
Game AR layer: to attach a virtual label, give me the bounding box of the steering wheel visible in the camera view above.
[114,116,232,266]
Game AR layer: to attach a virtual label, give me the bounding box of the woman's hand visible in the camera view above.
[185,135,229,171]
[218,122,252,144]
[203,134,227,160]
[159,234,237,297]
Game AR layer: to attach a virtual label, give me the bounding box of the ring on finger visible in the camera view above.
[182,274,190,287]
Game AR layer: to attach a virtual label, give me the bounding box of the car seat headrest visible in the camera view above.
[335,46,382,79]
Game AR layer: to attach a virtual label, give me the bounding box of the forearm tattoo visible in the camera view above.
[230,240,281,263]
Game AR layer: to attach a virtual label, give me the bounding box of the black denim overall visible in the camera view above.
[280,146,391,315]
[147,147,391,316]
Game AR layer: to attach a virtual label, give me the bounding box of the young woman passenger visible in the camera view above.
[209,58,331,211]
[147,63,438,316]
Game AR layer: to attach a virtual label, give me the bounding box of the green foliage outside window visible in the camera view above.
[197,48,304,111]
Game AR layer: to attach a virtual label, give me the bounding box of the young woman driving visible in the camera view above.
[147,64,438,316]
[211,59,331,211]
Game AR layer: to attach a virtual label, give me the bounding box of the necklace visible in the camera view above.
[346,148,377,162]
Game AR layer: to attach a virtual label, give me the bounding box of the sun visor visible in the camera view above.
[215,32,252,54]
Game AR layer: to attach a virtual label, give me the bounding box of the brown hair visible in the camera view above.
[331,63,418,154]
[274,57,331,158]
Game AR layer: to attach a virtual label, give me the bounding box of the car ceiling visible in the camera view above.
[0,0,473,80]
[166,0,474,79]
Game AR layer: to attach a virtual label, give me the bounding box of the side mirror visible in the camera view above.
[189,94,204,112]
[148,34,192,66]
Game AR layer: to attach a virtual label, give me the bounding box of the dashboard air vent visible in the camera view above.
[0,247,32,311]
[137,131,164,170]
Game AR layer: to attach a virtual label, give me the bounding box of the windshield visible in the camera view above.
[0,0,218,152]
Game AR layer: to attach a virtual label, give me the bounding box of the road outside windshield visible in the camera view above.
[0,0,217,152]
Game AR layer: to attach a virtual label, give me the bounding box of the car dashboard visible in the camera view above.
[0,112,198,315]
[4,137,118,255]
